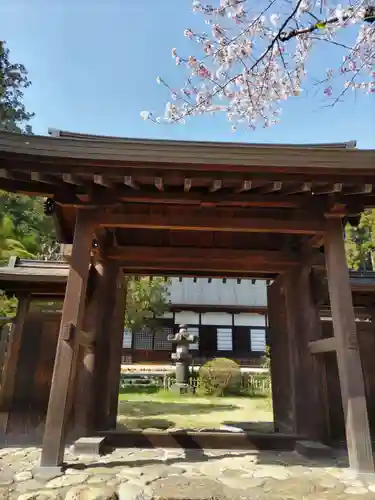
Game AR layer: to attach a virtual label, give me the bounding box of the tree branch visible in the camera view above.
[172,0,305,122]
[280,5,375,42]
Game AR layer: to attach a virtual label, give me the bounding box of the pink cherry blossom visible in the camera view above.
[144,0,375,130]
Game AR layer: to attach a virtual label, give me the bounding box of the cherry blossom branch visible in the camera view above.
[144,0,375,130]
[280,5,375,42]
[170,0,305,121]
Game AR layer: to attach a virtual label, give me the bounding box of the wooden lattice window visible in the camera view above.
[189,327,199,350]
[122,328,132,349]
[154,327,173,350]
[134,327,153,350]
[250,329,266,352]
[217,327,233,351]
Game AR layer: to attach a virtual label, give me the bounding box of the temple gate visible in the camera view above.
[0,130,374,474]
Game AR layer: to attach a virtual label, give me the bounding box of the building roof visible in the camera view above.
[0,258,69,296]
[1,131,375,279]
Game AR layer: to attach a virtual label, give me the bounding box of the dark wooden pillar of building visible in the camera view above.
[0,295,30,432]
[40,210,94,468]
[324,217,374,473]
[107,274,127,429]
[73,265,102,437]
[268,266,328,439]
[93,261,122,431]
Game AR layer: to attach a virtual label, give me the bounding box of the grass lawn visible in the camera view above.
[117,389,273,432]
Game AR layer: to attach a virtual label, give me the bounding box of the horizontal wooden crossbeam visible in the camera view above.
[118,261,288,275]
[98,213,326,235]
[308,337,336,354]
[104,246,318,275]
[106,246,298,264]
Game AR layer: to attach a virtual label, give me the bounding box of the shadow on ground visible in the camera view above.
[117,419,175,431]
[65,447,350,472]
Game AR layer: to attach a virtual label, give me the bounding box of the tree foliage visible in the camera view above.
[125,277,171,331]
[0,40,34,134]
[0,191,58,263]
[345,210,375,270]
[144,0,375,130]
[0,291,17,318]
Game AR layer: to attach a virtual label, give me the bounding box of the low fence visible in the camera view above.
[119,371,271,397]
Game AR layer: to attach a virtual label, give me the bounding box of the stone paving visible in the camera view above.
[0,446,375,499]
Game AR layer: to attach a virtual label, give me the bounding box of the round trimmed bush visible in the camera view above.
[196,358,241,397]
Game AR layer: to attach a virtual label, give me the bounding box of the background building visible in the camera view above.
[122,277,268,367]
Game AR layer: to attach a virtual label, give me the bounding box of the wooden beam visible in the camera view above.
[118,261,291,275]
[54,189,325,209]
[106,246,299,265]
[30,172,59,185]
[0,168,12,179]
[282,183,312,196]
[210,179,222,193]
[62,173,84,186]
[93,174,112,188]
[313,183,343,195]
[105,247,307,275]
[124,176,139,189]
[324,217,374,473]
[0,177,55,197]
[184,178,192,192]
[122,268,278,279]
[40,210,95,468]
[258,181,282,194]
[344,184,373,195]
[304,234,324,249]
[235,180,252,193]
[98,212,325,235]
[308,337,336,354]
[154,177,164,191]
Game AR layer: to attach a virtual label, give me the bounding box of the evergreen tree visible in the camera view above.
[0,40,34,133]
[345,210,375,271]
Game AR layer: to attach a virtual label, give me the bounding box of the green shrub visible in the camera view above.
[196,358,241,396]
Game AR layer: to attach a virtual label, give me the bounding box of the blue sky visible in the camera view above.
[1,0,374,147]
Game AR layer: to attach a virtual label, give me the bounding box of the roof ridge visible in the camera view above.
[48,128,356,149]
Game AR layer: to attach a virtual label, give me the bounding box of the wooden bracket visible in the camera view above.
[61,322,75,342]
[308,337,336,354]
[78,330,95,348]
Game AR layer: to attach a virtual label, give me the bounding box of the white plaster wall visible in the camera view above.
[234,313,266,327]
[201,312,233,325]
[167,278,267,307]
[174,311,200,325]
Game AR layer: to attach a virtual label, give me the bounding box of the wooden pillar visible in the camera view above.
[324,217,374,473]
[268,278,293,433]
[268,269,328,439]
[93,261,121,430]
[40,210,94,468]
[0,295,30,431]
[107,274,127,429]
[73,266,101,437]
[283,266,329,440]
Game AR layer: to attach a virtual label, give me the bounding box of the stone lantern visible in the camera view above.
[167,324,197,394]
